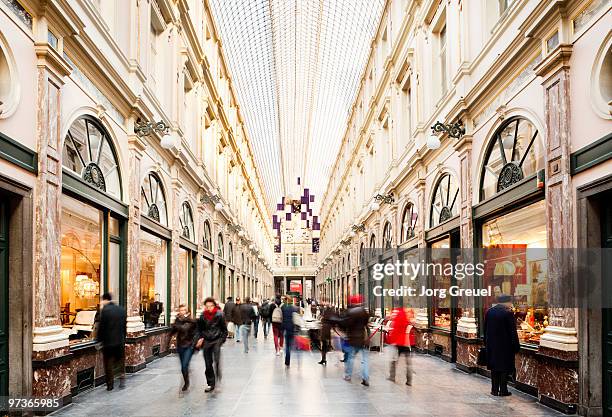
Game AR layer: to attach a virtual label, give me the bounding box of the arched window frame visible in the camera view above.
[217,233,224,258]
[228,242,234,265]
[479,116,543,201]
[382,221,392,249]
[179,202,195,240]
[400,202,418,242]
[430,173,459,228]
[369,234,376,259]
[141,172,167,225]
[63,115,123,199]
[203,220,212,250]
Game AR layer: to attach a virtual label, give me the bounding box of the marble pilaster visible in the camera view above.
[32,33,71,352]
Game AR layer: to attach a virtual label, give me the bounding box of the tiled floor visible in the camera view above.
[51,333,562,417]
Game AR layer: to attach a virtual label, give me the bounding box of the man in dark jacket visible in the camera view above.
[233,297,243,342]
[337,295,370,386]
[223,297,235,338]
[170,304,197,391]
[97,293,127,391]
[239,297,257,353]
[484,294,520,396]
[196,297,228,392]
[281,296,298,367]
[260,299,271,338]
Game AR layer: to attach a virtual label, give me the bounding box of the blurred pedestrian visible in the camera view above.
[386,307,415,386]
[260,298,272,338]
[223,296,236,338]
[233,297,243,342]
[252,298,260,338]
[195,297,228,393]
[239,297,257,353]
[170,304,197,391]
[337,295,370,386]
[484,294,519,396]
[318,300,335,365]
[270,296,284,355]
[281,295,298,367]
[97,293,127,391]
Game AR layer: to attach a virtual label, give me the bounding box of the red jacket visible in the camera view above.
[386,308,416,347]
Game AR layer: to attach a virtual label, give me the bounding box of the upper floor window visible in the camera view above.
[437,24,448,95]
[141,173,167,226]
[228,242,234,265]
[203,221,212,250]
[400,203,418,241]
[430,173,459,228]
[480,117,543,201]
[179,202,194,240]
[63,116,122,199]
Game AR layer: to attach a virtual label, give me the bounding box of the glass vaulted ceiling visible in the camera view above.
[209,0,385,214]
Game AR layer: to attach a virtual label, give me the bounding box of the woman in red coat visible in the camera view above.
[386,307,415,385]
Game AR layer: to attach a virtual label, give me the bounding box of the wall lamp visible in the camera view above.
[350,223,365,237]
[201,194,224,211]
[370,193,394,211]
[134,119,174,148]
[427,120,466,150]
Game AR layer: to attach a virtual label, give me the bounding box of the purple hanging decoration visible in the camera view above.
[310,195,315,202]
[297,177,301,185]
[301,196,307,204]
[306,220,310,228]
[277,203,284,211]
[312,238,320,253]
[301,212,307,220]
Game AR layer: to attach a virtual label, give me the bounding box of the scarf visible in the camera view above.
[203,306,220,322]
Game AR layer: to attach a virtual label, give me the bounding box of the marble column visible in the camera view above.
[534,44,579,409]
[454,134,477,338]
[535,45,578,355]
[31,29,72,398]
[414,178,429,329]
[169,177,183,323]
[123,133,146,372]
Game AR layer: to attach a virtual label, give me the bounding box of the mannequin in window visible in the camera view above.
[149,293,164,327]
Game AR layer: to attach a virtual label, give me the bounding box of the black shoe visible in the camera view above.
[490,391,499,396]
[361,380,370,387]
[106,385,114,391]
[499,391,512,397]
[406,380,412,386]
[205,386,215,393]
[318,360,327,365]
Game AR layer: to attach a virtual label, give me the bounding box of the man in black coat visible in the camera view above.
[223,297,235,338]
[97,293,127,390]
[196,297,228,392]
[484,294,520,396]
[239,297,257,353]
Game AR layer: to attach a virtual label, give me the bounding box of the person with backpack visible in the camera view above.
[270,295,284,356]
[252,298,260,338]
[260,299,271,338]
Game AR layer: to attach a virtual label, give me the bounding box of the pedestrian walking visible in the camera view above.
[252,298,260,338]
[484,294,520,397]
[239,297,257,353]
[386,307,415,386]
[260,298,272,338]
[281,296,298,367]
[170,304,197,391]
[233,297,243,342]
[223,296,236,338]
[318,300,335,366]
[97,293,127,391]
[195,297,228,393]
[337,295,370,386]
[270,296,284,355]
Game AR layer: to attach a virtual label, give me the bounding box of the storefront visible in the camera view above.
[178,202,197,314]
[425,172,460,361]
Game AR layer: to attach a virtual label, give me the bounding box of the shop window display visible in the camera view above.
[431,238,453,329]
[60,194,103,343]
[139,229,167,328]
[141,173,167,225]
[177,247,190,307]
[481,200,548,345]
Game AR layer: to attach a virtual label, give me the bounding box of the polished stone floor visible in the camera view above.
[51,332,561,417]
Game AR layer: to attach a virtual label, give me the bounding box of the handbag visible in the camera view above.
[477,346,487,366]
[295,335,311,351]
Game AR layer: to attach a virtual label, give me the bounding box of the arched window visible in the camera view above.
[228,242,234,265]
[179,202,194,240]
[241,253,245,270]
[203,221,212,250]
[347,253,351,270]
[141,172,167,225]
[480,117,543,200]
[400,202,418,241]
[430,173,459,228]
[382,221,392,249]
[63,115,122,199]
[359,242,365,265]
[217,233,224,258]
[369,234,376,259]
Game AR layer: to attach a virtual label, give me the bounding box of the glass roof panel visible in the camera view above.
[210,0,384,215]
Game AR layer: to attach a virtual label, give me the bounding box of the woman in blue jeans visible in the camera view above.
[170,304,197,391]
